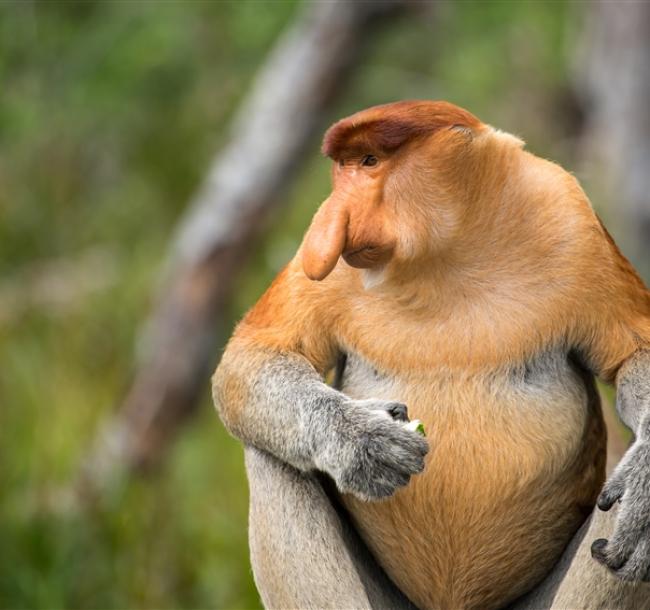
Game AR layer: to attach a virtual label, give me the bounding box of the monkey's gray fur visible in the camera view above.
[590,349,650,582]
[213,349,428,502]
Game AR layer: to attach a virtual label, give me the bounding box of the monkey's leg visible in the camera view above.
[245,446,417,610]
[510,505,650,610]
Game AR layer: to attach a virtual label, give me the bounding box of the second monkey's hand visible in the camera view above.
[312,398,429,501]
[592,415,650,581]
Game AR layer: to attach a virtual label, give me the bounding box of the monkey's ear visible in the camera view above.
[301,197,349,281]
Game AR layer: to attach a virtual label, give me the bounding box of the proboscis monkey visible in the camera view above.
[213,101,650,610]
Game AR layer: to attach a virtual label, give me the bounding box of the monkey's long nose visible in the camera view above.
[301,196,349,281]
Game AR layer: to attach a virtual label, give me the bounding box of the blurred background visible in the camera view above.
[0,1,648,609]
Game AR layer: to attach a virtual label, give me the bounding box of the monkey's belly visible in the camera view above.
[339,353,606,610]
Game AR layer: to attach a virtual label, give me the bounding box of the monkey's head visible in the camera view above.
[301,100,490,282]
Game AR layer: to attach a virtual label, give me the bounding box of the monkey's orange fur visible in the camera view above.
[222,101,650,609]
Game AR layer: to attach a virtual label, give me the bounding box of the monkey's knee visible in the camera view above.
[553,506,650,610]
[245,447,374,610]
[512,506,650,610]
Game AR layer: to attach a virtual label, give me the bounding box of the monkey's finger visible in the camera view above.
[597,472,627,511]
[591,539,609,563]
[386,402,409,422]
[358,399,409,422]
[391,436,430,468]
[612,538,650,582]
[591,510,643,573]
[338,466,397,501]
[362,468,412,500]
[374,443,427,476]
[591,538,628,571]
[373,423,429,458]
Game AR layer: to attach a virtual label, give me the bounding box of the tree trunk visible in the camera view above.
[576,1,650,279]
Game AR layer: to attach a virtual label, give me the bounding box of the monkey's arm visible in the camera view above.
[569,218,650,580]
[590,349,650,581]
[212,263,428,501]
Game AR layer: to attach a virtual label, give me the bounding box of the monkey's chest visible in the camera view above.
[337,351,606,610]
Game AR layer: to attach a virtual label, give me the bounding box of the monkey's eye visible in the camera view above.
[360,154,378,167]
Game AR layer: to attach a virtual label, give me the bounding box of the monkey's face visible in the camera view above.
[301,101,483,282]
[301,152,398,281]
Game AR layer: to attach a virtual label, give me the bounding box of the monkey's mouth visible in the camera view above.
[343,245,392,269]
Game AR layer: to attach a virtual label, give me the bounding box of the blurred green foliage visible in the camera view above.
[0,1,585,609]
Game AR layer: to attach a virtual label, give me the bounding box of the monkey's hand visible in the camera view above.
[312,398,430,501]
[591,415,650,581]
